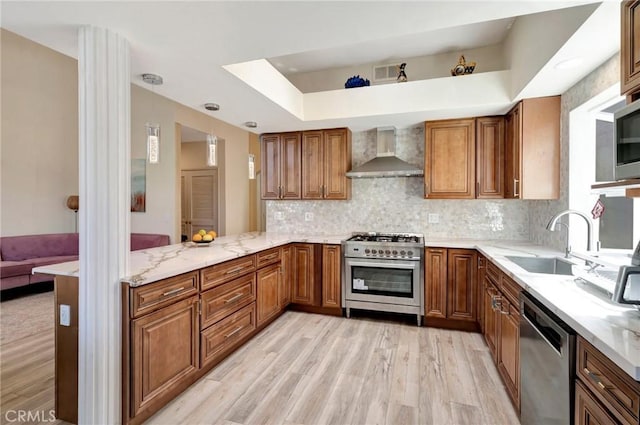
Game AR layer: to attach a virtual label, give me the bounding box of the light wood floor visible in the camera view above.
[149,311,520,425]
[1,308,519,425]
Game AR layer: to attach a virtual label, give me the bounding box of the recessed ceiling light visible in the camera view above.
[244,121,258,128]
[204,103,220,111]
[554,57,583,70]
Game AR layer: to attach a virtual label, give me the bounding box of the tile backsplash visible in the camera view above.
[266,126,531,240]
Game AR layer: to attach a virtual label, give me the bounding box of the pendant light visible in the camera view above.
[206,134,217,167]
[142,73,163,164]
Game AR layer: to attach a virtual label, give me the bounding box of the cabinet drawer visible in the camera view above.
[256,247,281,268]
[201,255,256,291]
[500,275,522,307]
[577,337,640,425]
[487,260,501,284]
[201,302,256,367]
[201,273,256,329]
[575,379,619,425]
[130,271,199,318]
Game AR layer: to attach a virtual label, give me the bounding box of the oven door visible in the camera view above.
[344,257,421,306]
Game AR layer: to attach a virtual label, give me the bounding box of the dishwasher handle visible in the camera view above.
[521,294,571,358]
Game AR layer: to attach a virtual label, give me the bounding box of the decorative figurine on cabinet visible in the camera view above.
[397,63,407,82]
[451,55,476,76]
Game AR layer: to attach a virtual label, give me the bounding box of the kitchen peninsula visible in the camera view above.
[34,232,640,425]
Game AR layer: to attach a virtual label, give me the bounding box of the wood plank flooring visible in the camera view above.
[1,307,519,425]
[148,312,520,425]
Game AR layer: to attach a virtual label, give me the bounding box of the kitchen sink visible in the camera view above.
[505,255,574,276]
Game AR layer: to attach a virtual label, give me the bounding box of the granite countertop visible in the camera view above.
[32,232,640,380]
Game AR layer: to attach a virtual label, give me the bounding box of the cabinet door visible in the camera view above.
[477,256,486,333]
[292,244,315,305]
[131,296,199,417]
[301,131,324,199]
[261,134,281,199]
[483,278,499,362]
[504,103,522,199]
[498,300,520,410]
[323,128,351,200]
[447,249,477,322]
[424,119,476,199]
[476,117,505,198]
[575,380,618,425]
[281,132,302,199]
[322,244,341,308]
[622,1,640,96]
[256,262,281,326]
[280,245,292,307]
[425,248,447,318]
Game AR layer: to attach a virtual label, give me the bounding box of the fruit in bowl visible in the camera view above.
[192,229,217,243]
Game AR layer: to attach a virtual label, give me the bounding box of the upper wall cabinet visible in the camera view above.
[261,132,301,200]
[424,117,504,199]
[504,96,560,200]
[302,128,352,200]
[621,0,640,98]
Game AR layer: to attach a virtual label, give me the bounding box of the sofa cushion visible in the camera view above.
[0,233,79,261]
[131,233,170,251]
[31,255,79,269]
[0,261,36,278]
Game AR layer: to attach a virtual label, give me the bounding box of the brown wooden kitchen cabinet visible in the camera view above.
[302,128,352,200]
[291,243,316,305]
[256,262,282,326]
[280,245,292,307]
[261,132,301,200]
[504,96,560,199]
[482,274,499,362]
[424,248,477,329]
[321,244,341,308]
[424,117,504,199]
[424,119,476,199]
[621,1,640,98]
[130,295,200,418]
[477,255,486,333]
[575,380,620,425]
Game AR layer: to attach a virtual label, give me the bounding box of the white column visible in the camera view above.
[78,26,130,424]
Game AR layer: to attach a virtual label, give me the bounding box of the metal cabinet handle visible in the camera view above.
[499,302,510,315]
[424,182,429,197]
[224,293,244,304]
[278,186,282,199]
[491,295,502,311]
[224,326,243,339]
[162,287,184,297]
[478,257,485,268]
[513,179,520,197]
[584,367,612,391]
[225,267,246,275]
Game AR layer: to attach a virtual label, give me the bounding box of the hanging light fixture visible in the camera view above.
[206,134,218,167]
[142,73,163,164]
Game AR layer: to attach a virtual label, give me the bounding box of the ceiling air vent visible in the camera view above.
[373,63,399,83]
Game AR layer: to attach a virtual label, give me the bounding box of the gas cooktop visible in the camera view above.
[343,232,424,260]
[345,232,423,244]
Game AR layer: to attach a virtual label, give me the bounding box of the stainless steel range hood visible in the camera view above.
[346,127,423,178]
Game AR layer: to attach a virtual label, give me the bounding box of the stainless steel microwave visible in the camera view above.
[614,99,640,180]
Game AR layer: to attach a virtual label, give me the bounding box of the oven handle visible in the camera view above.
[345,260,418,270]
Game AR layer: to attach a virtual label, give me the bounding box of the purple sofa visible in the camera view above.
[0,233,170,291]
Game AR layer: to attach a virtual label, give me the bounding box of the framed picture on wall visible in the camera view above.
[131,158,146,212]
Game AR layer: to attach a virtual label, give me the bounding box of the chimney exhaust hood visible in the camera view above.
[346,127,424,178]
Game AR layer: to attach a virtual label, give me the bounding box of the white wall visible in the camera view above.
[1,29,79,236]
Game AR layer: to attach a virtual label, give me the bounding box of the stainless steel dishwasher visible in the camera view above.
[520,292,576,425]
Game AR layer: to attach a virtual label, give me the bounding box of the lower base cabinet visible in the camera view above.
[131,296,200,417]
[201,302,256,367]
[257,262,282,326]
[322,244,341,308]
[575,380,619,425]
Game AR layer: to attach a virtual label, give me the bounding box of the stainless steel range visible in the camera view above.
[342,232,424,326]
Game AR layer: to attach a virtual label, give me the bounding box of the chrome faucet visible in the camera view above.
[546,209,599,258]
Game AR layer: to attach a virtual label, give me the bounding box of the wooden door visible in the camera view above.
[622,1,640,96]
[291,244,315,305]
[498,300,520,410]
[131,296,199,417]
[280,245,292,307]
[256,263,281,326]
[424,119,476,199]
[181,170,218,238]
[483,278,499,362]
[476,117,505,198]
[504,103,522,199]
[301,131,324,199]
[280,132,302,199]
[575,380,619,425]
[323,128,351,200]
[447,249,477,322]
[261,134,281,199]
[321,244,341,308]
[425,248,447,318]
